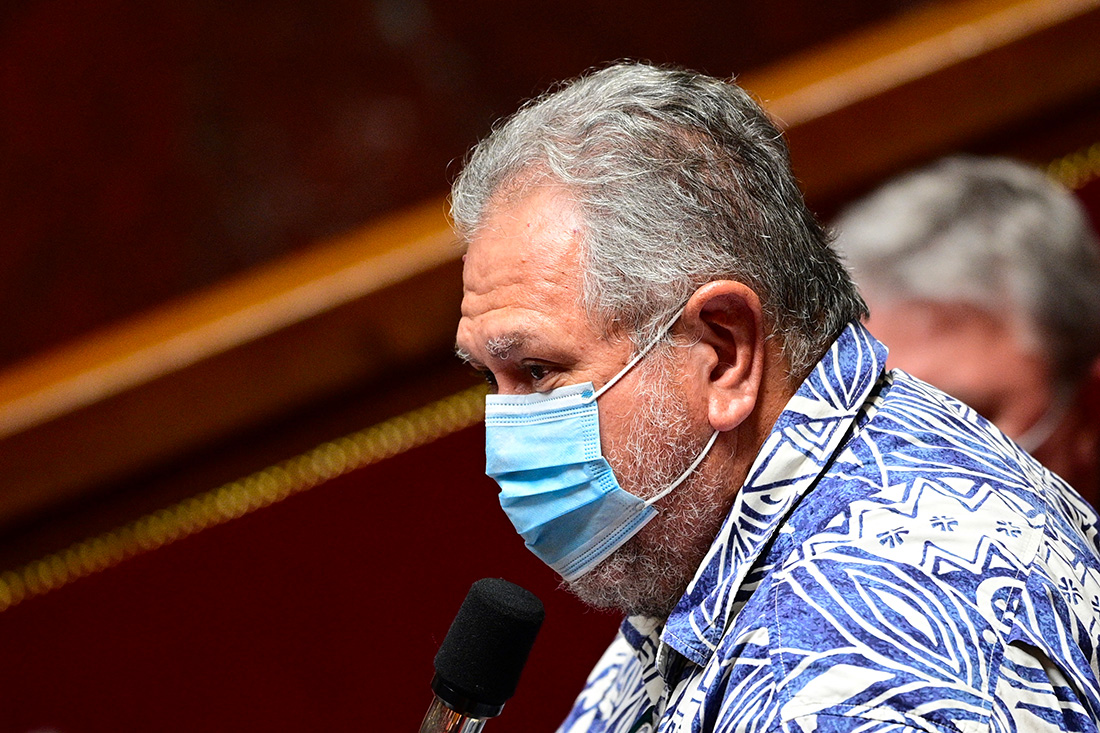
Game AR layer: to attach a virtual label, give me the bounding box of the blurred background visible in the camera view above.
[0,0,1097,730]
[1,0,930,371]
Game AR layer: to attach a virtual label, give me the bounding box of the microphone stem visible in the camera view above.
[419,697,488,733]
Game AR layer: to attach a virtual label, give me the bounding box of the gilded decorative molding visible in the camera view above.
[3,140,1098,616]
[0,383,487,614]
[1047,142,1100,190]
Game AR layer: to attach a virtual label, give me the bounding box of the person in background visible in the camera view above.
[452,63,1100,731]
[833,155,1100,504]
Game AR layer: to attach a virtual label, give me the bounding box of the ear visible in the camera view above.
[680,281,766,432]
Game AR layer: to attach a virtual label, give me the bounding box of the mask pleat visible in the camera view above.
[513,484,652,568]
[481,306,703,580]
[485,415,600,474]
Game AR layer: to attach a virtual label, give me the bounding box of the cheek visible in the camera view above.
[868,308,1055,436]
[964,344,1053,437]
[595,401,635,456]
[985,384,1054,438]
[597,367,704,455]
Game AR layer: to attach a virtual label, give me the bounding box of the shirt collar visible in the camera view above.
[652,321,888,667]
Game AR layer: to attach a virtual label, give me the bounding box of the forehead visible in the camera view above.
[462,187,584,310]
[456,187,597,359]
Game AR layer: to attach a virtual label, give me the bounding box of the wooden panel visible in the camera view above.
[0,202,459,530]
[744,0,1100,203]
[2,0,1098,530]
[0,417,622,731]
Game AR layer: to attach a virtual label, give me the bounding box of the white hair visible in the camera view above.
[451,62,867,381]
[833,155,1100,382]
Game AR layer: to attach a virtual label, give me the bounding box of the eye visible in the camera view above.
[476,369,498,390]
[525,364,550,382]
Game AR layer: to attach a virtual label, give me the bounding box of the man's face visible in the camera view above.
[865,298,1054,438]
[455,186,637,405]
[455,187,727,617]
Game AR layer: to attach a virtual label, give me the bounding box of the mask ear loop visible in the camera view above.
[591,306,687,401]
[644,429,720,507]
[584,303,719,506]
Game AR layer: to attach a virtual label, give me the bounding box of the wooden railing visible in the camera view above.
[750,0,1100,204]
[2,0,1098,531]
[0,200,460,529]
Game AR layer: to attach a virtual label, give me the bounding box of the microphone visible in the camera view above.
[420,578,545,733]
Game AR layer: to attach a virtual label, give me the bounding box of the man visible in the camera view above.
[833,156,1100,505]
[452,63,1100,732]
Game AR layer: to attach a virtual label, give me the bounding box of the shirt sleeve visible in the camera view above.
[557,632,639,733]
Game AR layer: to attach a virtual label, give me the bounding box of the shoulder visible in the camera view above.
[557,630,653,733]
[744,378,1100,729]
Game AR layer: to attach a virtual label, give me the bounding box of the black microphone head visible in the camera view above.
[432,578,544,717]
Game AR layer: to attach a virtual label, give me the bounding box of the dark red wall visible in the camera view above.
[0,425,620,731]
[0,0,927,370]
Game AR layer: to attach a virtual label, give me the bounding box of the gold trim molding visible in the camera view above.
[1048,142,1100,190]
[2,139,1097,615]
[0,384,487,614]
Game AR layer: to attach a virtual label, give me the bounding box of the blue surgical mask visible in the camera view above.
[484,309,719,581]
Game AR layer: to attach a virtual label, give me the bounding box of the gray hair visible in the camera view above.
[450,62,867,381]
[833,155,1100,383]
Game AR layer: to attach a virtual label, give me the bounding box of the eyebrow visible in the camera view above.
[486,333,527,359]
[454,330,533,365]
[454,344,474,364]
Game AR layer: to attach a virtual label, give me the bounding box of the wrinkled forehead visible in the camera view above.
[456,187,601,356]
[462,188,584,298]
[456,164,563,245]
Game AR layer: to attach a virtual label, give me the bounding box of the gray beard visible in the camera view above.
[564,347,731,619]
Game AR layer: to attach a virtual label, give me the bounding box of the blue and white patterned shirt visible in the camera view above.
[559,323,1100,733]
